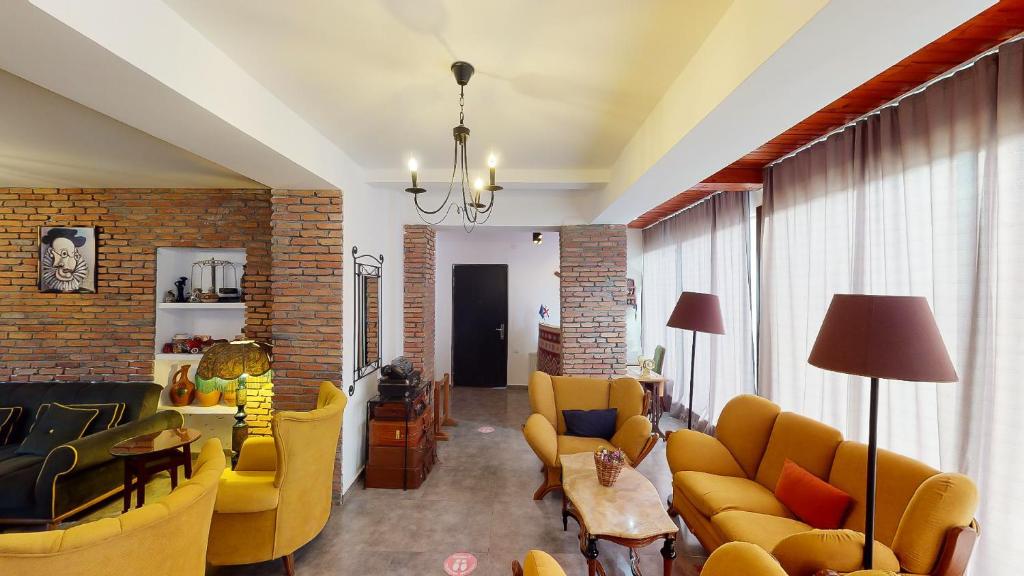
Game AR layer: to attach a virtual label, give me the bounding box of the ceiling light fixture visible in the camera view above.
[405,61,502,232]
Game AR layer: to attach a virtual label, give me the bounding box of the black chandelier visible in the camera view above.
[405,61,501,231]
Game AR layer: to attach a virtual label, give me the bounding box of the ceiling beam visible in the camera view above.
[593,0,995,226]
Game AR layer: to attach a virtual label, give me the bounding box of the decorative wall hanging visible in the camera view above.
[38,226,96,293]
[404,61,503,232]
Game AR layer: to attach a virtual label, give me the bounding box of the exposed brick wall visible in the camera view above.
[0,188,272,381]
[559,225,627,376]
[269,189,344,499]
[403,225,435,381]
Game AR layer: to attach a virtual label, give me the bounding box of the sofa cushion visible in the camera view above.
[215,470,279,514]
[0,407,22,445]
[755,412,843,491]
[830,441,937,545]
[17,403,98,456]
[34,402,124,437]
[675,471,792,518]
[0,444,18,462]
[557,435,608,457]
[775,459,852,529]
[562,408,617,440]
[0,454,44,510]
[711,510,812,552]
[715,395,781,478]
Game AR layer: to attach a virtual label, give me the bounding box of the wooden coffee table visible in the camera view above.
[560,452,679,576]
[110,427,201,512]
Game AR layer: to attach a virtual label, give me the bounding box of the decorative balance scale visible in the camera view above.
[190,258,242,303]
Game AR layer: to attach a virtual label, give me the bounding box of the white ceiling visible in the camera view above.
[0,68,261,188]
[164,0,733,172]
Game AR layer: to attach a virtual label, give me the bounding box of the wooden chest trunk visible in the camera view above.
[369,408,433,447]
[365,434,437,489]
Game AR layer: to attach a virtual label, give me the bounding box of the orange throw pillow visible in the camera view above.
[774,458,853,529]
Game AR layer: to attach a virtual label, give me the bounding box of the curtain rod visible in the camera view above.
[641,190,729,230]
[768,33,1024,168]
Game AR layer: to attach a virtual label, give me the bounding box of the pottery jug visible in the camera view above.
[170,364,195,406]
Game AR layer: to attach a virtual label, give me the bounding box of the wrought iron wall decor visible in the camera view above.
[352,246,383,389]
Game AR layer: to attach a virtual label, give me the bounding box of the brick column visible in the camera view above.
[403,225,435,381]
[559,225,627,376]
[269,189,344,498]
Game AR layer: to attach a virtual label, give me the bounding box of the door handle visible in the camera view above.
[496,323,505,341]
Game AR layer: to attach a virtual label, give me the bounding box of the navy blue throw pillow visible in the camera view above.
[562,408,618,440]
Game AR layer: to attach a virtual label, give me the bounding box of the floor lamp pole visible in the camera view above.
[864,376,879,569]
[687,331,697,430]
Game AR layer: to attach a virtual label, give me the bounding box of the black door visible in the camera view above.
[452,264,508,387]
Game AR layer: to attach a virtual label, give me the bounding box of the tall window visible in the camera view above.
[759,41,1024,573]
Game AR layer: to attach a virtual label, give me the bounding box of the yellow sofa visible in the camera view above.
[523,371,657,499]
[206,381,346,575]
[0,438,225,576]
[511,550,567,576]
[666,394,979,576]
[703,541,894,576]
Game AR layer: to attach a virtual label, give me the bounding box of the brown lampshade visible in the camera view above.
[666,291,725,335]
[197,340,273,380]
[808,294,957,382]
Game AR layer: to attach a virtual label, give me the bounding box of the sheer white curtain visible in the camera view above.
[760,41,1024,574]
[642,191,755,429]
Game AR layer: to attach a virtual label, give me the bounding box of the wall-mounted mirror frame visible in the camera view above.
[352,246,383,388]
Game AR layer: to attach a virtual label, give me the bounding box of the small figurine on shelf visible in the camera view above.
[163,290,177,304]
[189,288,203,303]
[174,277,188,303]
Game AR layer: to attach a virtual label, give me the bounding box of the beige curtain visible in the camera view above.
[642,191,755,429]
[760,40,1024,574]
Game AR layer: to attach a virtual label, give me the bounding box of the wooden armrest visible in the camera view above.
[933,522,979,576]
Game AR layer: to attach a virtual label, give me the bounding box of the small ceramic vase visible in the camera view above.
[170,365,195,406]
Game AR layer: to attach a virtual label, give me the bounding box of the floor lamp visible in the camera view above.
[666,291,724,430]
[808,294,957,569]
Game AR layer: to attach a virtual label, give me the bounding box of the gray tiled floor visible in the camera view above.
[83,387,710,575]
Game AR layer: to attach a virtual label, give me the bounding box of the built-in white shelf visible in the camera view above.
[158,403,236,415]
[158,302,246,310]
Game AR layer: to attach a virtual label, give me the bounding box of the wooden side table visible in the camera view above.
[625,368,669,440]
[110,427,202,512]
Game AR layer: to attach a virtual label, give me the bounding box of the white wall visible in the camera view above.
[340,183,404,494]
[626,228,643,364]
[434,228,560,387]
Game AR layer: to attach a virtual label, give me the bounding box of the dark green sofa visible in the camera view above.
[0,381,183,526]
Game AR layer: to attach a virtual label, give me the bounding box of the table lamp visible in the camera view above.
[666,291,724,429]
[808,294,957,569]
[197,339,272,459]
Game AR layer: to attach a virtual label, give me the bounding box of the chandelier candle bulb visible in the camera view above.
[488,154,497,186]
[408,158,419,188]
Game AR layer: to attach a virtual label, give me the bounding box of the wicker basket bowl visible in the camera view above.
[594,451,624,487]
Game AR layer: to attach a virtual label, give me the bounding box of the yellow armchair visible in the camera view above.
[523,371,656,500]
[206,381,347,575]
[0,438,225,576]
[511,550,567,576]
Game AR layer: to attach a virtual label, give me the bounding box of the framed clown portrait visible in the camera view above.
[38,226,97,293]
